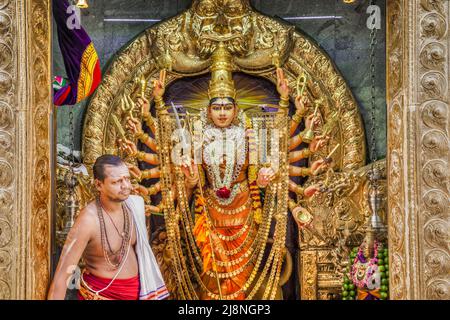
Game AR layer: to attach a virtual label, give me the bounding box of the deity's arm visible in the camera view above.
[133,180,161,198]
[289,110,307,136]
[289,148,312,163]
[135,131,158,152]
[140,167,161,180]
[289,129,314,151]
[289,165,312,177]
[141,114,157,137]
[180,162,201,202]
[134,151,160,165]
[289,179,304,196]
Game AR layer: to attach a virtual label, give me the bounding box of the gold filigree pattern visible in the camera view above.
[388,0,450,300]
[387,0,408,300]
[418,0,449,300]
[28,0,52,300]
[0,0,52,300]
[0,0,14,300]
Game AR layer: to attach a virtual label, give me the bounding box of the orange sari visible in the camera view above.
[193,163,261,300]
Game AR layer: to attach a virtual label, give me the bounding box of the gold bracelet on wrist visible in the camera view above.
[136,151,147,161]
[300,167,312,176]
[136,131,145,140]
[141,170,150,180]
[291,112,303,124]
[296,186,305,197]
[279,96,290,109]
[143,113,154,126]
[154,97,165,110]
[300,129,314,144]
[288,199,297,211]
[148,186,159,196]
[300,148,312,159]
[136,132,149,143]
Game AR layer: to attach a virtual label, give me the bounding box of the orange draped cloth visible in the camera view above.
[78,271,140,300]
[193,181,257,300]
[357,288,381,300]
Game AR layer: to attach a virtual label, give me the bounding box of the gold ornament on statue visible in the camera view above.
[76,0,89,9]
[296,73,308,97]
[208,42,237,100]
[139,75,147,99]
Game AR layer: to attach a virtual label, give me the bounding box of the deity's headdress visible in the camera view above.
[208,42,237,101]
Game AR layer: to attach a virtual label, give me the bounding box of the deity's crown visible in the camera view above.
[208,42,237,101]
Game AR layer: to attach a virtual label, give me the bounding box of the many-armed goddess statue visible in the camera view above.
[118,42,330,299]
[77,0,369,300]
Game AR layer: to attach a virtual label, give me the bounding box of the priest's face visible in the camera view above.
[208,97,237,128]
[95,164,132,202]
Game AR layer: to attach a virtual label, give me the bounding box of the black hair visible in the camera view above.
[93,154,125,181]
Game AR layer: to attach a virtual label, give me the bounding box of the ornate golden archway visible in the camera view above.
[0,0,448,300]
[0,0,52,299]
[81,4,365,171]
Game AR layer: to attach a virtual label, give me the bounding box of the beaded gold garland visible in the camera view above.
[155,108,289,300]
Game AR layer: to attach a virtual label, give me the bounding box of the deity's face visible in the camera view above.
[208,97,237,128]
[95,164,132,202]
[190,0,253,57]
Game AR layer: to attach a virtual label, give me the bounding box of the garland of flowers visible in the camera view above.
[342,242,390,300]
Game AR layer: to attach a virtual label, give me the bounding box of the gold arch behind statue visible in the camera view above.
[82,4,365,171]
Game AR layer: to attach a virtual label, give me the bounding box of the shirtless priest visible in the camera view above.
[48,155,168,300]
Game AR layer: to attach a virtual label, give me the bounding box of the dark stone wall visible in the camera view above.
[54,0,386,161]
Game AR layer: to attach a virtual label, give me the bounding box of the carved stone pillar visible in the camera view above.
[387,0,449,300]
[0,0,52,299]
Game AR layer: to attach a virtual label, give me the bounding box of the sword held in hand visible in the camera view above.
[170,102,193,176]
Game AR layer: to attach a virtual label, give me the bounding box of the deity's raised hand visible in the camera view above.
[295,94,309,115]
[276,67,290,99]
[311,158,332,176]
[181,159,199,190]
[305,114,321,130]
[127,163,142,181]
[257,167,276,188]
[153,69,167,99]
[118,138,137,156]
[136,97,150,115]
[126,117,142,135]
[304,185,321,198]
[292,206,313,228]
[309,135,330,153]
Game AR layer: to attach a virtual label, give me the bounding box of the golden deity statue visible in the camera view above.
[116,39,331,299]
[79,0,370,300]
